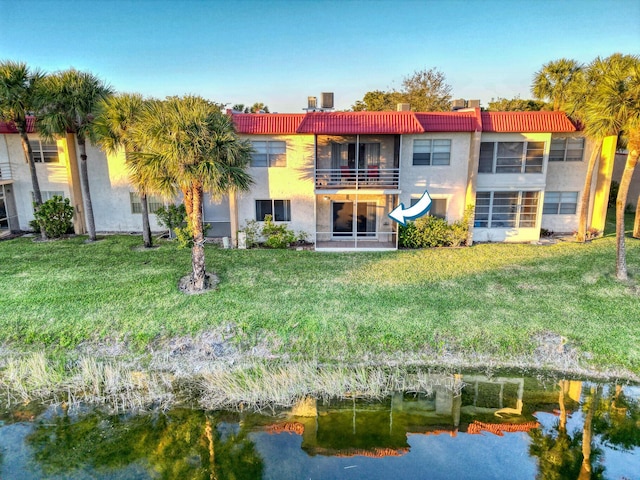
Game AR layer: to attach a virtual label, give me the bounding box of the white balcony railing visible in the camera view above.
[0,160,12,181]
[315,167,399,189]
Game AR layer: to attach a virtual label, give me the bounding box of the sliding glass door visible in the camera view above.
[332,201,376,238]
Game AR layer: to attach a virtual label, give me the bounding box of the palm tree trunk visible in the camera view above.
[77,136,97,242]
[190,184,206,290]
[615,146,639,280]
[18,129,47,240]
[577,386,599,480]
[576,140,601,242]
[633,196,640,239]
[140,192,152,248]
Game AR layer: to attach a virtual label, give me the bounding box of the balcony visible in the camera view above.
[315,167,399,190]
[0,160,12,182]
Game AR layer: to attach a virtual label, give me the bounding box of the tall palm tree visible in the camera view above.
[0,61,47,238]
[132,96,253,292]
[580,54,640,280]
[532,58,583,111]
[93,93,156,248]
[37,69,113,242]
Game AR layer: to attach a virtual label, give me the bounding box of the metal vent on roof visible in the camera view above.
[308,96,317,109]
[468,100,480,108]
[397,103,410,112]
[451,99,466,110]
[321,92,334,109]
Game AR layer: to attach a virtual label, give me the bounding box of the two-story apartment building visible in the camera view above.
[0,108,619,250]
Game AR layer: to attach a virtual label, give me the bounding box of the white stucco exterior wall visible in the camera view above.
[236,134,316,237]
[3,134,71,230]
[80,141,164,232]
[542,133,593,233]
[399,133,471,222]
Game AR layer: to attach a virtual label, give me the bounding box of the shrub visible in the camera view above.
[262,215,295,248]
[32,196,74,239]
[155,204,186,239]
[239,219,261,248]
[399,209,470,248]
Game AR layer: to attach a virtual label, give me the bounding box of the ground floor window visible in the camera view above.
[256,199,291,221]
[475,191,539,228]
[410,197,447,219]
[129,192,164,214]
[543,191,578,215]
[332,201,376,237]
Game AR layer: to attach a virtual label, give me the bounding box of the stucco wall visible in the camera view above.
[3,134,71,230]
[399,133,471,222]
[613,152,640,209]
[237,134,316,237]
[542,133,593,233]
[80,141,164,232]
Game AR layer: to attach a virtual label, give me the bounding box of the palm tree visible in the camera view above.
[532,58,583,111]
[37,69,113,242]
[580,54,640,280]
[0,61,47,238]
[249,102,269,113]
[93,93,155,248]
[132,96,253,292]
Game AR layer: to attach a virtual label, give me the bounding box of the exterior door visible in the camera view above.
[332,201,376,238]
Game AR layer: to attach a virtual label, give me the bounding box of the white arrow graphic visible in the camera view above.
[388,190,432,226]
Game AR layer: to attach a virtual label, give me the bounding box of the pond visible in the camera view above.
[0,373,638,479]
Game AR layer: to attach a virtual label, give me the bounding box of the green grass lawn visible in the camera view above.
[1,221,639,374]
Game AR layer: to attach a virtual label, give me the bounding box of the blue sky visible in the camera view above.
[1,0,639,112]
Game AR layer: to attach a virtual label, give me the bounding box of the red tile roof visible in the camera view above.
[481,111,576,133]
[415,111,479,132]
[231,110,577,135]
[0,116,35,134]
[233,113,305,134]
[297,111,425,134]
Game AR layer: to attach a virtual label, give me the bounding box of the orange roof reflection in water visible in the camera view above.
[466,420,540,436]
[266,422,305,435]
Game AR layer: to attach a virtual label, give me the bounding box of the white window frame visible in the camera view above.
[412,139,451,166]
[478,141,545,174]
[549,137,584,162]
[129,192,164,214]
[543,191,578,215]
[410,197,447,220]
[251,141,287,167]
[29,140,59,163]
[255,199,291,221]
[475,191,540,228]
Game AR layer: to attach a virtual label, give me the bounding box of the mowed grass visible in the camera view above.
[0,223,639,372]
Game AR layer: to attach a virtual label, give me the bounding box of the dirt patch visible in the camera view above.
[178,272,220,295]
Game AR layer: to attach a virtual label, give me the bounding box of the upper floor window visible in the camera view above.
[478,141,544,174]
[29,140,59,163]
[331,142,380,168]
[549,137,584,162]
[256,199,291,221]
[413,139,451,166]
[543,191,578,215]
[251,141,286,167]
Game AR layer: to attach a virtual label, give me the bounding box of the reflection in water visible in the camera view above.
[0,374,638,479]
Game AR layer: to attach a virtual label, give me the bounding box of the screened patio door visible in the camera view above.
[332,201,376,238]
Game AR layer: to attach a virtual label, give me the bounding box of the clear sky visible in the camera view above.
[1,0,639,112]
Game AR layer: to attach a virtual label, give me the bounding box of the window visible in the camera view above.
[474,191,540,228]
[413,139,451,166]
[129,192,164,214]
[251,141,286,167]
[410,197,447,219]
[29,140,59,163]
[255,199,291,221]
[549,137,584,162]
[478,141,545,174]
[543,191,578,214]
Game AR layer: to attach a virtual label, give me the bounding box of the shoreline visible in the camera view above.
[2,331,638,413]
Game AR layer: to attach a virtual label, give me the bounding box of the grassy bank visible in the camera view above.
[1,225,639,377]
